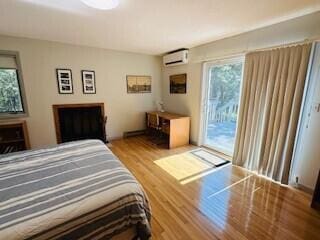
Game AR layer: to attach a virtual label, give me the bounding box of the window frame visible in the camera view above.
[0,50,28,119]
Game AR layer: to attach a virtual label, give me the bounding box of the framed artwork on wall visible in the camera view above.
[56,69,73,94]
[82,70,96,94]
[126,75,151,93]
[170,73,187,94]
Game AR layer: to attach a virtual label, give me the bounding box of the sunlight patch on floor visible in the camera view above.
[154,151,230,184]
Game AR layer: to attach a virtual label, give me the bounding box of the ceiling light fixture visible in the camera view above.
[81,0,119,10]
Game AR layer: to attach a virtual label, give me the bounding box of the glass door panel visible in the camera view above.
[203,59,243,156]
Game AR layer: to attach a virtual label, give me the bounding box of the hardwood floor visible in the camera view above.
[110,136,320,240]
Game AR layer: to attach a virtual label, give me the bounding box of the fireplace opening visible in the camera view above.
[53,103,106,144]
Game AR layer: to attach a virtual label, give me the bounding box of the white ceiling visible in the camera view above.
[0,0,320,55]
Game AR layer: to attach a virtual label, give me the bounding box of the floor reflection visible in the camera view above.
[111,136,320,240]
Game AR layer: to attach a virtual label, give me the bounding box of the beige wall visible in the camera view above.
[0,35,162,148]
[162,11,320,144]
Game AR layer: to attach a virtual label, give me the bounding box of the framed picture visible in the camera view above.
[126,75,151,93]
[82,70,96,94]
[170,73,187,94]
[56,69,73,94]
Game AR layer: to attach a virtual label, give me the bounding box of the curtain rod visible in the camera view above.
[199,37,319,63]
[251,38,316,52]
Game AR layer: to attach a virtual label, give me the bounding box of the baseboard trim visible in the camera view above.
[290,182,314,194]
[108,136,123,141]
[123,130,146,138]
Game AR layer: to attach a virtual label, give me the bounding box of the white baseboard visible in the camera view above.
[289,182,314,194]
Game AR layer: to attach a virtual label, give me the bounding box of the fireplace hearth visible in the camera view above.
[53,103,106,144]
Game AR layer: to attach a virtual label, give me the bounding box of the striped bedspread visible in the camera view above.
[0,140,151,240]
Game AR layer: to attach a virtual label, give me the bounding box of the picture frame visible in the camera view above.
[170,73,187,94]
[56,69,73,94]
[82,70,96,94]
[126,75,151,93]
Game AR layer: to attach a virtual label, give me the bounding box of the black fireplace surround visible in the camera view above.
[53,103,106,144]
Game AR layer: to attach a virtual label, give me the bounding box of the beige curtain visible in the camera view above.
[233,43,312,184]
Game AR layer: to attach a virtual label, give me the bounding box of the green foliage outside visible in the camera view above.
[0,69,23,113]
[209,63,242,110]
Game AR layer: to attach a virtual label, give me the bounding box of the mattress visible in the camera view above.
[0,140,151,240]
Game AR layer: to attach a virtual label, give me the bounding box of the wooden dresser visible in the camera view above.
[146,111,190,149]
[0,120,30,154]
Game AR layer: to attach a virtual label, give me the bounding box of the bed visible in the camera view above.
[0,140,151,240]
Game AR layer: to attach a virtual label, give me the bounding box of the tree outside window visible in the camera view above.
[0,69,23,113]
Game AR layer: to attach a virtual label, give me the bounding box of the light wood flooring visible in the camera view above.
[110,136,320,240]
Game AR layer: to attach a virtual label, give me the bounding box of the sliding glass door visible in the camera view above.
[202,58,243,156]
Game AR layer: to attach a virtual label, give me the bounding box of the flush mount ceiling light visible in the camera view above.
[81,0,119,10]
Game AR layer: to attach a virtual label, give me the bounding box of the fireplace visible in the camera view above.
[53,103,106,144]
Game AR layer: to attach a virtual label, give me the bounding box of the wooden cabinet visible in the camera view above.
[0,120,30,154]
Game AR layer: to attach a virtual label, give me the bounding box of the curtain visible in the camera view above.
[233,43,312,184]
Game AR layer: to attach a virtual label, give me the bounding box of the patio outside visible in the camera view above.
[205,120,237,154]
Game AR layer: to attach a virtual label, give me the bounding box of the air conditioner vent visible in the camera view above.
[163,49,189,67]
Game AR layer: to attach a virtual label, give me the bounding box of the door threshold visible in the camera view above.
[200,146,232,161]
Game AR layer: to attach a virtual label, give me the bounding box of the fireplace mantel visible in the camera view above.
[52,103,106,144]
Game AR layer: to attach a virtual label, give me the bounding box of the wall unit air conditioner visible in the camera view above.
[163,49,189,67]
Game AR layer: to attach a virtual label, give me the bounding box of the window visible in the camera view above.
[0,51,27,117]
